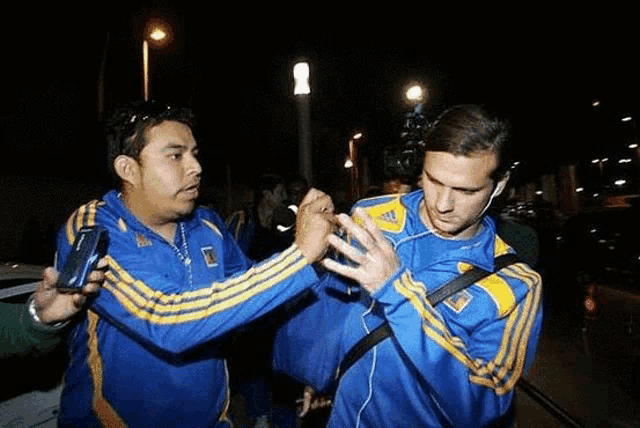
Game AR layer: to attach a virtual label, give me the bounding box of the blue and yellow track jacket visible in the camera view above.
[274,190,543,427]
[55,190,318,427]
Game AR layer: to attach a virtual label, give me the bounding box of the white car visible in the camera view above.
[0,262,62,428]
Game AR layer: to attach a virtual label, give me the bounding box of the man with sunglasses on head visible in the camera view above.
[54,101,334,427]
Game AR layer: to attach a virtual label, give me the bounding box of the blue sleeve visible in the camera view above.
[372,264,543,426]
[272,272,355,392]
[56,201,319,357]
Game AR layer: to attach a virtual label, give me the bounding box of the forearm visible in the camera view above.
[0,298,66,360]
[95,245,319,355]
[373,268,521,425]
[272,273,356,392]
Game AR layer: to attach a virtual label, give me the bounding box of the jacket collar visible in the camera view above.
[399,190,497,272]
[103,190,201,240]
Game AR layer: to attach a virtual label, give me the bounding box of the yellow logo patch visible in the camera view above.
[358,197,406,233]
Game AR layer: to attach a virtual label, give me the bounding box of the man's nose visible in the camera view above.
[435,188,454,213]
[188,153,202,176]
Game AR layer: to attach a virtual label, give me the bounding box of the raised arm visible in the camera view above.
[56,190,334,357]
[322,209,543,425]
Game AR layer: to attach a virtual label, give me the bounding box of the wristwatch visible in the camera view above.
[28,296,68,328]
[28,297,44,324]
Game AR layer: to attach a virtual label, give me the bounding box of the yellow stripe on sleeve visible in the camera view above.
[102,246,308,323]
[65,200,100,245]
[470,263,542,394]
[457,262,516,318]
[392,263,542,395]
[392,272,447,335]
[474,274,516,318]
[75,203,87,234]
[65,210,78,245]
[421,323,478,372]
[87,311,126,427]
[106,245,300,305]
[494,265,540,376]
[103,257,307,324]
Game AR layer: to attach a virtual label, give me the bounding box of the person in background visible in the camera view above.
[382,177,412,195]
[286,175,309,208]
[226,173,303,428]
[225,185,254,245]
[229,173,294,262]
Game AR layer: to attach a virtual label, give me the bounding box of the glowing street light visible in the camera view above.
[142,21,169,101]
[150,28,167,41]
[406,84,426,103]
[622,116,633,122]
[293,62,310,95]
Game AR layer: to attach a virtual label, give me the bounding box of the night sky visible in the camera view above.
[3,4,638,194]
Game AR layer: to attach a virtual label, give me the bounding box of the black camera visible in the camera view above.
[383,103,429,179]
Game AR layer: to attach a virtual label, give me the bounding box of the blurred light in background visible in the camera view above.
[406,84,425,103]
[150,28,167,41]
[293,62,310,95]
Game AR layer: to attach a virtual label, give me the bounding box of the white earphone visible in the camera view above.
[475,179,507,221]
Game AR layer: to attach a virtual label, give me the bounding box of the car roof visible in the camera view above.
[0,263,44,281]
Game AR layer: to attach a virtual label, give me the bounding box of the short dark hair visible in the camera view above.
[425,105,512,180]
[254,173,285,203]
[105,100,196,183]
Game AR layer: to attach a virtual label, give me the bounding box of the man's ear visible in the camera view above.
[113,155,140,188]
[494,171,510,197]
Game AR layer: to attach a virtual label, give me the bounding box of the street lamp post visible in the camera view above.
[142,25,168,101]
[293,61,312,185]
[143,39,150,101]
[346,133,363,200]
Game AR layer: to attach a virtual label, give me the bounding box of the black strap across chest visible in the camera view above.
[333,253,522,384]
[329,253,585,427]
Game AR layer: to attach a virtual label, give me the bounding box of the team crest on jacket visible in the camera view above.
[444,289,473,314]
[201,246,218,267]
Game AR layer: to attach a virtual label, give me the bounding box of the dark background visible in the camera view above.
[3,6,639,422]
[2,3,638,194]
